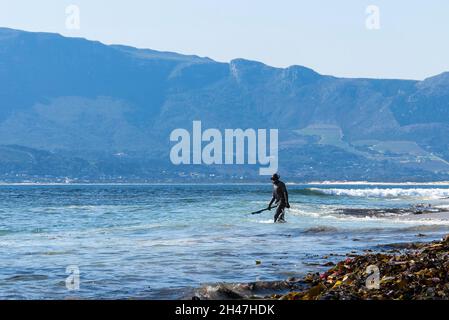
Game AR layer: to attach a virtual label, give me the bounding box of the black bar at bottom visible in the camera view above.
[0,300,443,319]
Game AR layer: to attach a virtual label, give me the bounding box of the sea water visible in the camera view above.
[1,183,449,299]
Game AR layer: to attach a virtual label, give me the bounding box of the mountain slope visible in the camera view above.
[0,27,448,182]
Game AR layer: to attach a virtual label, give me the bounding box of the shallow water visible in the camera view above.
[1,183,449,299]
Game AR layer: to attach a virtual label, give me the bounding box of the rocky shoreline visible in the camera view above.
[193,235,449,300]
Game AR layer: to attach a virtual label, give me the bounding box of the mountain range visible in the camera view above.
[1,27,449,182]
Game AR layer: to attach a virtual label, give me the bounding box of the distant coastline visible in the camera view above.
[2,28,449,183]
[301,181,449,186]
[3,180,449,186]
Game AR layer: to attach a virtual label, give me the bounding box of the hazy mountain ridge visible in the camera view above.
[1,27,449,182]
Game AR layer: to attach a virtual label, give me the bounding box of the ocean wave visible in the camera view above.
[400,224,449,232]
[302,226,339,234]
[334,208,412,218]
[290,189,334,196]
[306,188,449,199]
[288,206,449,227]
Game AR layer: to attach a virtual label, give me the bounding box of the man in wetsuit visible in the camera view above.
[268,173,290,223]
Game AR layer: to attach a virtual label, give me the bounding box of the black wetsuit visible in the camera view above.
[269,180,289,222]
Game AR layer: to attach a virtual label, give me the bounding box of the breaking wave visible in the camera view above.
[290,189,334,196]
[304,188,449,199]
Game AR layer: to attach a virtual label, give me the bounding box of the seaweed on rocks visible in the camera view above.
[278,235,449,300]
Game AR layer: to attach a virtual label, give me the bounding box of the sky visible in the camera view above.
[0,0,448,80]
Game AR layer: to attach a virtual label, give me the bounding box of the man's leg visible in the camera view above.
[274,204,286,222]
[278,208,286,222]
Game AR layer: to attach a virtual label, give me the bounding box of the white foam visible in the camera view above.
[312,188,449,199]
[257,219,274,224]
[288,206,449,226]
[305,181,449,186]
